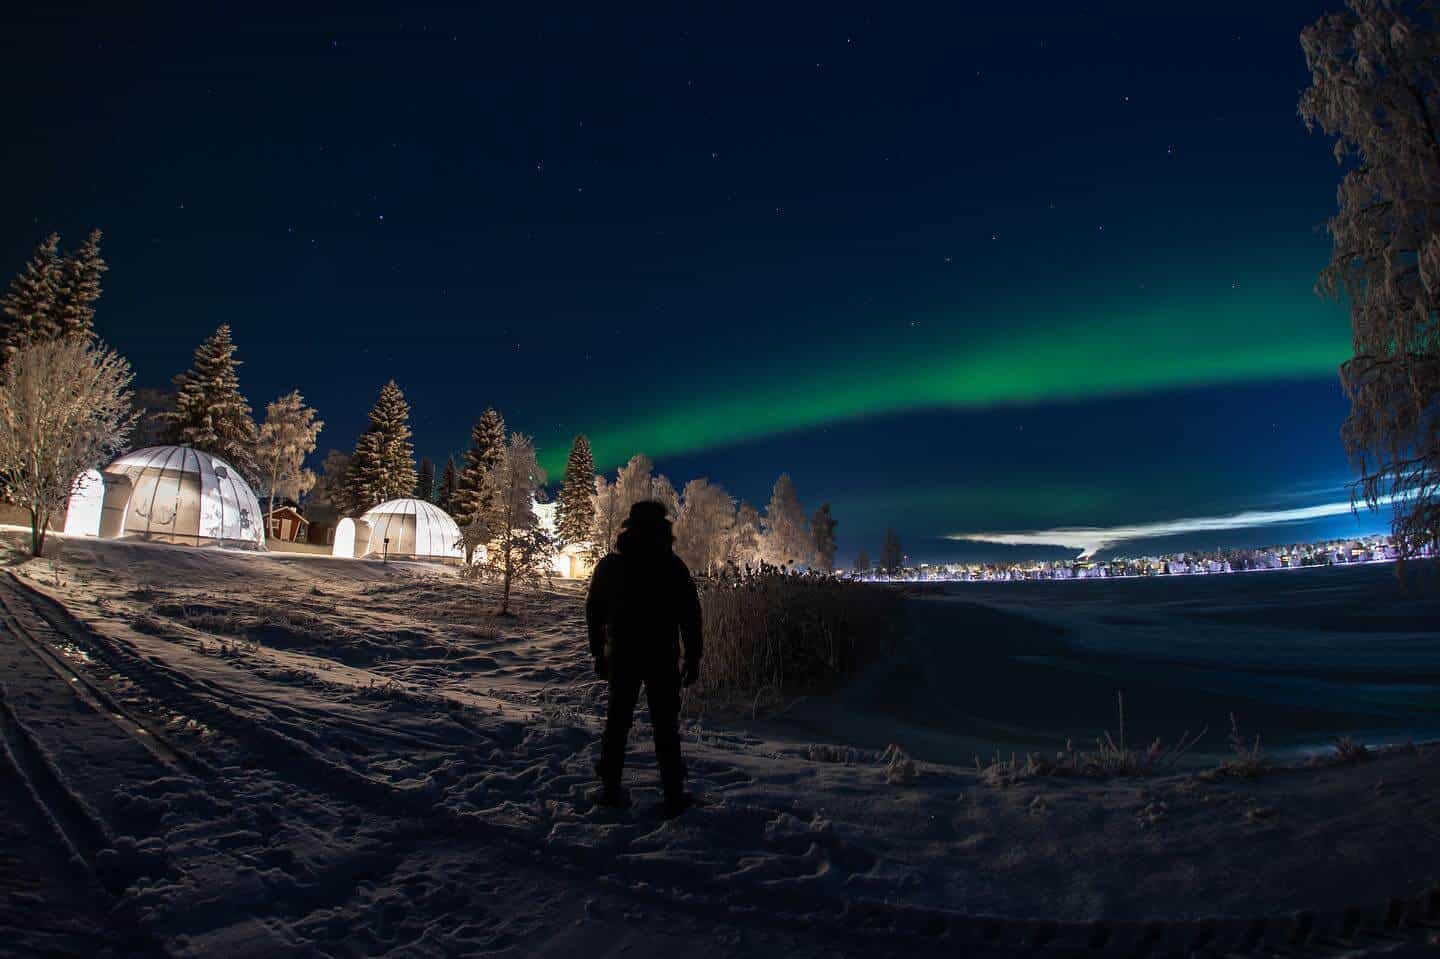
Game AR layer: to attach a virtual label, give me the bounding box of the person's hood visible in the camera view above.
[616,521,674,557]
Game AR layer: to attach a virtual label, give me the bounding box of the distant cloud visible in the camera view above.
[950,498,1382,558]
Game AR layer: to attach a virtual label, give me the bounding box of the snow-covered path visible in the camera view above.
[5,538,1440,956]
[0,566,887,958]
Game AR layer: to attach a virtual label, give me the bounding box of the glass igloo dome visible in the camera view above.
[334,497,462,562]
[71,445,266,549]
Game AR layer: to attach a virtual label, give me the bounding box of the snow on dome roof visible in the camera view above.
[359,498,462,561]
[102,445,266,549]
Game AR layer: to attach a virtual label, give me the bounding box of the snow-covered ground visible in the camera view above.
[3,535,1440,956]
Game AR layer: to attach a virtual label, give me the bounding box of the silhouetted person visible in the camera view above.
[586,500,702,817]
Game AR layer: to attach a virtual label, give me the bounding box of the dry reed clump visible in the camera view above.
[683,570,903,714]
[975,693,1205,785]
[880,744,918,784]
[807,743,872,764]
[1193,713,1270,781]
[537,687,584,728]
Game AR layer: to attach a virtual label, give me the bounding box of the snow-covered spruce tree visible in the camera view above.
[465,432,552,616]
[256,390,323,517]
[810,503,838,573]
[0,337,136,555]
[728,500,762,569]
[415,457,436,502]
[590,475,622,560]
[853,549,871,574]
[881,528,903,574]
[161,324,259,480]
[453,408,505,531]
[760,473,810,569]
[1301,1,1440,558]
[0,233,62,359]
[53,229,106,340]
[343,380,417,514]
[555,434,596,547]
[436,456,458,514]
[674,478,735,575]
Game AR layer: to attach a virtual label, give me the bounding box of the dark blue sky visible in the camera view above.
[0,3,1383,561]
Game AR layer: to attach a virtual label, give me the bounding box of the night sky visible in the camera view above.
[1,4,1384,562]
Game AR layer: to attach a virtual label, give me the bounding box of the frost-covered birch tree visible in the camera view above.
[760,473,810,569]
[1301,0,1440,556]
[674,478,735,574]
[0,338,136,555]
[590,474,622,560]
[728,500,762,569]
[256,390,323,517]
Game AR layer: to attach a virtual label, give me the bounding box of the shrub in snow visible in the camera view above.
[683,570,902,715]
[0,336,136,556]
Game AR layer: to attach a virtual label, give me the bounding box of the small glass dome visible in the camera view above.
[354,498,462,562]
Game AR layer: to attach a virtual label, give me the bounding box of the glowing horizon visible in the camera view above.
[950,497,1392,558]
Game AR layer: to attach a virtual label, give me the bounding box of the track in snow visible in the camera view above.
[6,569,1440,958]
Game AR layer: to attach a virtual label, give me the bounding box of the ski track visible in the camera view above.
[4,539,1440,956]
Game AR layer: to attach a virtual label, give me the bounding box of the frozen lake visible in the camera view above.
[762,561,1440,764]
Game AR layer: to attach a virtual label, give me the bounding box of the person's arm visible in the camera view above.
[585,557,615,660]
[675,558,703,673]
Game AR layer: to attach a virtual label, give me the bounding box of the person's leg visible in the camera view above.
[644,666,685,808]
[598,667,642,798]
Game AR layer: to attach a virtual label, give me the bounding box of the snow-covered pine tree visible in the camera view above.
[466,432,553,615]
[415,457,436,502]
[53,229,106,340]
[341,431,384,515]
[256,390,324,517]
[0,234,62,359]
[760,473,810,569]
[342,380,417,514]
[437,456,458,513]
[160,324,260,480]
[810,503,838,573]
[453,408,505,527]
[555,434,596,547]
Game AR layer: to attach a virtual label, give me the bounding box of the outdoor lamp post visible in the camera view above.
[383,537,389,563]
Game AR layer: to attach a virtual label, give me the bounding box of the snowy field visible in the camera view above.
[4,535,1440,957]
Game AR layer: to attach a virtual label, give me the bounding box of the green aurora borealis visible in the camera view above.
[545,272,1351,475]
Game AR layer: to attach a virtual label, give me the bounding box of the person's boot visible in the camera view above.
[591,761,630,809]
[660,791,693,819]
[657,745,690,818]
